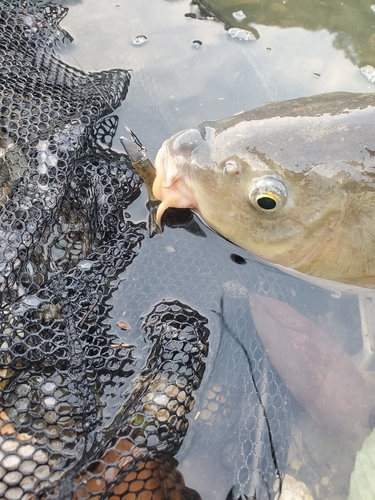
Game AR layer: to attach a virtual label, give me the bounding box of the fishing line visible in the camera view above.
[213,297,282,498]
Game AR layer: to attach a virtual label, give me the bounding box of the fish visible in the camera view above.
[249,294,374,437]
[153,92,375,288]
[0,3,296,499]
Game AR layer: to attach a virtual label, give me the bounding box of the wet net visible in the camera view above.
[0,0,132,299]
[0,1,292,499]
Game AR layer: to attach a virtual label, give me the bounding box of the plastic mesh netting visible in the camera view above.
[0,1,293,499]
[115,216,294,500]
[0,0,132,299]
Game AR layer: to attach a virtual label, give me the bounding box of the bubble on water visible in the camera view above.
[132,35,148,46]
[227,27,256,41]
[232,10,246,21]
[360,65,375,82]
[192,39,202,48]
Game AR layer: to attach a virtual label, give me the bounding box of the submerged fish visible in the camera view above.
[249,294,374,437]
[153,92,375,288]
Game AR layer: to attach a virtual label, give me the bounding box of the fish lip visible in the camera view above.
[153,139,198,224]
[154,137,190,193]
[153,141,170,193]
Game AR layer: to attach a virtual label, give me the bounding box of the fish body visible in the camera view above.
[153,92,375,287]
[249,294,373,436]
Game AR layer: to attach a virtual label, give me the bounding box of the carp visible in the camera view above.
[153,92,375,288]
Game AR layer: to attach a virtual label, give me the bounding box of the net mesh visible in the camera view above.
[114,215,294,500]
[0,0,131,300]
[0,1,293,499]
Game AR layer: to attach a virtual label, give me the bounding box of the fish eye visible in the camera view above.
[249,176,288,212]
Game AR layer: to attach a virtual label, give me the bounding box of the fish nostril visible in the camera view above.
[223,160,240,175]
[172,129,202,155]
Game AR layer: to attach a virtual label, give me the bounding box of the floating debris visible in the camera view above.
[227,27,256,41]
[117,320,131,331]
[132,34,148,45]
[192,39,203,48]
[232,10,246,21]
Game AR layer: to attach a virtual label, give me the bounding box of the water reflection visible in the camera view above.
[192,0,375,67]
[58,0,373,160]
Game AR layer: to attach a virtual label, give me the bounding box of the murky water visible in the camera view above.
[52,1,375,498]
[57,0,375,158]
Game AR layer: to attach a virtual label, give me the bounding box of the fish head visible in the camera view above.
[153,128,210,215]
[153,123,296,220]
[153,103,375,287]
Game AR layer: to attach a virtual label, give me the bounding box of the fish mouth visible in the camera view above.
[153,139,198,224]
